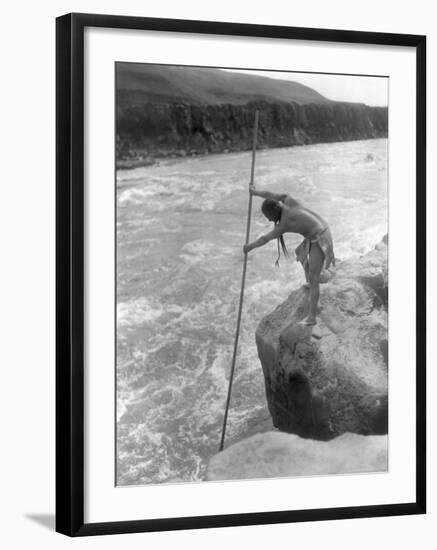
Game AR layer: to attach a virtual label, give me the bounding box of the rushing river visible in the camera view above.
[116,138,388,485]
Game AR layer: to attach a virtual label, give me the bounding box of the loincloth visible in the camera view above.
[295,226,335,270]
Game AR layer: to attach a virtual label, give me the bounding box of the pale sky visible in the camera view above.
[223,69,388,107]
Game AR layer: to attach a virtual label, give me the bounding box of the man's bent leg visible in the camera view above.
[301,259,310,289]
[299,243,324,325]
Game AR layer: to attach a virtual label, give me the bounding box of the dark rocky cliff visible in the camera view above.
[116,100,388,166]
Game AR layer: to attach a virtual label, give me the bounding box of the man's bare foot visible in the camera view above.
[298,316,317,326]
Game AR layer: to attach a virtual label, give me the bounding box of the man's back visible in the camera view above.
[280,195,327,238]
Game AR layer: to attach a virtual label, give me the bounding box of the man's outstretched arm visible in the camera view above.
[249,184,286,202]
[243,226,282,253]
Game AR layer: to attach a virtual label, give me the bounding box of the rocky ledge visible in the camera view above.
[255,236,388,440]
[206,238,388,482]
[206,432,387,481]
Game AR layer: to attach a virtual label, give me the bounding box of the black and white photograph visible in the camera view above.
[1,0,432,545]
[115,63,389,486]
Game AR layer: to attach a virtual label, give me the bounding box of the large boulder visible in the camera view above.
[256,238,388,440]
[206,432,387,480]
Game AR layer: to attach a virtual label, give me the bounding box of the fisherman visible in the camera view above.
[243,184,335,326]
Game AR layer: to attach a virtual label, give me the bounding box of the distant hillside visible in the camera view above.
[117,64,330,108]
[116,64,388,167]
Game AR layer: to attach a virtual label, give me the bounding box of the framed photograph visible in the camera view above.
[56,13,426,536]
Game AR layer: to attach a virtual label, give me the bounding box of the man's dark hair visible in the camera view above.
[261,198,282,222]
[261,199,290,266]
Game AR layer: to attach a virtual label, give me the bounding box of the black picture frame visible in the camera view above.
[56,12,426,537]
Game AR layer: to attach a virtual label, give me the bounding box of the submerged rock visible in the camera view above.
[256,237,388,440]
[206,432,387,481]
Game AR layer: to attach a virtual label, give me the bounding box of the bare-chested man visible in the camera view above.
[243,184,335,326]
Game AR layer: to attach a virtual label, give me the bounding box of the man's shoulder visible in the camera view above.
[283,195,301,209]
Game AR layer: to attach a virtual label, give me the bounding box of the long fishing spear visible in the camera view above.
[219,109,259,452]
